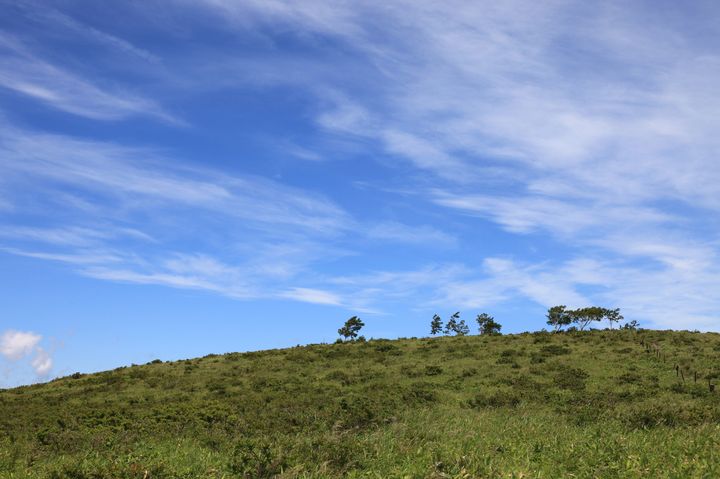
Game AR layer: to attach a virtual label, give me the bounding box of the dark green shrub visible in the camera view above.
[374,343,401,355]
[496,356,517,365]
[228,437,284,478]
[424,365,443,376]
[400,365,422,378]
[337,396,380,429]
[403,382,438,404]
[553,367,588,391]
[540,345,571,356]
[529,353,545,364]
[617,372,643,385]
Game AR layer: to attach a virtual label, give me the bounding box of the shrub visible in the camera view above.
[337,396,382,429]
[553,367,589,391]
[424,365,443,376]
[403,382,438,404]
[617,372,643,385]
[540,345,571,356]
[374,343,401,355]
[228,437,284,478]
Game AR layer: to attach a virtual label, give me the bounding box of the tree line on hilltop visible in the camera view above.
[337,305,638,342]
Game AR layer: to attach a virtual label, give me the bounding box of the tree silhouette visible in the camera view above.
[444,312,461,335]
[571,307,605,331]
[476,313,502,335]
[338,316,365,341]
[546,305,572,332]
[604,308,624,329]
[454,319,470,336]
[430,314,443,335]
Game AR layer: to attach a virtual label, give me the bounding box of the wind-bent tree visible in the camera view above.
[444,312,460,335]
[621,319,639,330]
[546,305,572,332]
[571,307,605,331]
[454,319,470,336]
[430,314,443,335]
[338,316,365,341]
[604,308,624,329]
[476,313,502,335]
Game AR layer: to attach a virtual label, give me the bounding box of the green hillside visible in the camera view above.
[3,329,720,478]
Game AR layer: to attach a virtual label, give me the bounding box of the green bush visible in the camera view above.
[553,367,589,391]
[229,438,284,478]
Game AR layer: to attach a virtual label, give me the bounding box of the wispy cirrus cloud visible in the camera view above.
[178,0,720,328]
[0,117,455,310]
[2,0,720,335]
[0,35,175,122]
[0,124,351,233]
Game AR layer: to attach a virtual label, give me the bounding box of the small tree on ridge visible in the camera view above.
[338,316,365,341]
[546,305,572,332]
[444,312,461,335]
[430,314,443,335]
[605,308,624,329]
[476,313,502,335]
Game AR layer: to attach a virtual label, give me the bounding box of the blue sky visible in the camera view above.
[2,0,720,387]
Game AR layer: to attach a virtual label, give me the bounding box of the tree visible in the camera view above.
[476,313,502,335]
[570,307,605,331]
[430,314,443,335]
[604,308,624,329]
[444,312,460,335]
[621,319,639,330]
[338,316,365,341]
[546,305,572,332]
[454,319,470,336]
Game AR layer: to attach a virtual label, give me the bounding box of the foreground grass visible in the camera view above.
[2,329,720,478]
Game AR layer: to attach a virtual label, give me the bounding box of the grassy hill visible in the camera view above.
[3,329,720,478]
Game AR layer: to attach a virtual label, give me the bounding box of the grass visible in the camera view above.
[2,329,720,477]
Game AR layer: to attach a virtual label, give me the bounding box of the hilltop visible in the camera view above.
[2,329,720,478]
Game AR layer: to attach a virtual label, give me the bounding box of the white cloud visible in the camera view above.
[2,0,720,331]
[0,329,53,379]
[178,0,720,329]
[0,35,174,122]
[0,330,41,360]
[0,124,351,234]
[25,6,160,63]
[31,347,53,376]
[0,225,153,248]
[365,221,456,246]
[280,287,342,306]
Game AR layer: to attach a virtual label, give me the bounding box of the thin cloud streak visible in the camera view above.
[182,0,720,328]
[1,0,719,334]
[0,35,175,122]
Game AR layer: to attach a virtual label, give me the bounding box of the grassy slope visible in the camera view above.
[2,329,720,478]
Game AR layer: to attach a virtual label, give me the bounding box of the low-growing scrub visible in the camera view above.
[3,329,720,477]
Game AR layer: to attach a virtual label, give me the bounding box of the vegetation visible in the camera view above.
[3,328,720,478]
[434,312,492,337]
[337,316,364,341]
[475,313,502,336]
[547,306,629,332]
[443,312,470,337]
[430,314,443,336]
